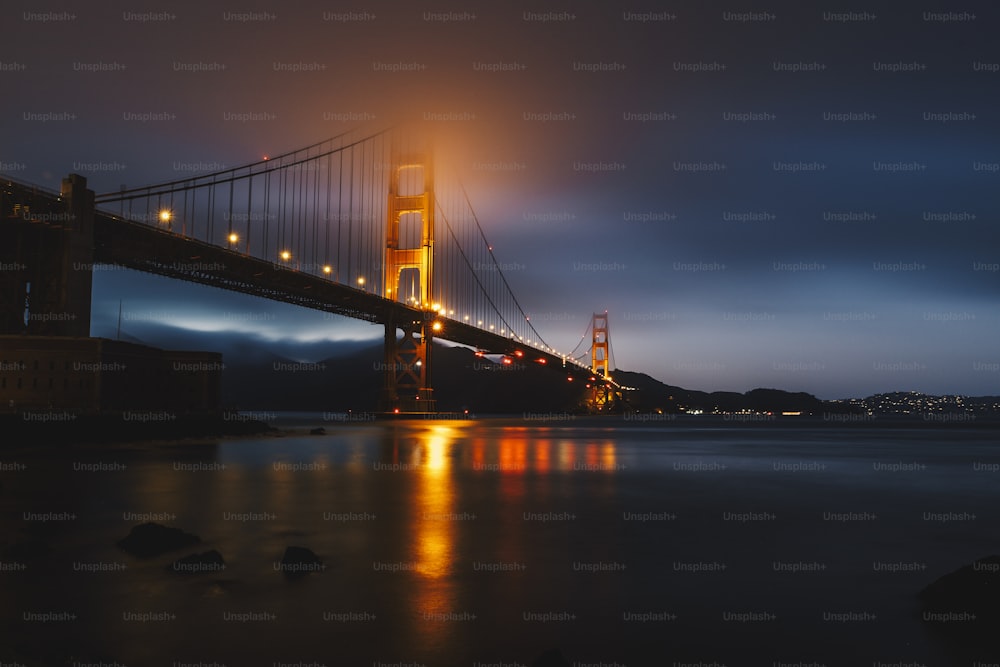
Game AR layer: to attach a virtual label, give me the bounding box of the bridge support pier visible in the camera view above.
[0,174,94,336]
[380,313,436,414]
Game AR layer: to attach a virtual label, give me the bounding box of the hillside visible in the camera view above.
[222,342,585,413]
[611,370,830,414]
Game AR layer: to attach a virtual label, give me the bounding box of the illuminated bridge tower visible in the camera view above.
[380,139,436,413]
[590,311,615,410]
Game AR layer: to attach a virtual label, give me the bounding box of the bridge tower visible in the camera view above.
[590,311,616,410]
[0,174,94,337]
[591,312,609,379]
[379,137,436,413]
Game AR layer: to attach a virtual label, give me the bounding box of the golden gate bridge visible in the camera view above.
[1,126,621,414]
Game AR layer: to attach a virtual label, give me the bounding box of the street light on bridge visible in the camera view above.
[158,209,173,230]
[280,250,292,262]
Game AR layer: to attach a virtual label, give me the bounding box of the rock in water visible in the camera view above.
[279,545,324,577]
[168,549,226,574]
[919,554,1000,618]
[531,649,571,667]
[117,522,201,558]
[918,554,1000,650]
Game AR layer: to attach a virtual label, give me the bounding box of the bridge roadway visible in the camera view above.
[93,211,575,369]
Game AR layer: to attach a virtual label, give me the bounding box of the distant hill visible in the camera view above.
[222,342,585,413]
[611,369,829,414]
[858,391,1000,417]
[98,325,999,415]
[221,344,834,414]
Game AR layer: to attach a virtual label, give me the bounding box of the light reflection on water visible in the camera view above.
[1,421,998,664]
[412,424,458,653]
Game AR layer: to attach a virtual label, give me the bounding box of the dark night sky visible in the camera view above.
[2,1,998,398]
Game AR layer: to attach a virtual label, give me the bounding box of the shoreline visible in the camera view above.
[0,411,275,447]
[2,410,997,449]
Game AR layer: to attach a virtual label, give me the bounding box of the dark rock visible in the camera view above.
[167,549,226,574]
[117,522,201,558]
[531,649,571,667]
[309,427,326,435]
[278,545,324,577]
[918,554,1000,651]
[919,554,1000,618]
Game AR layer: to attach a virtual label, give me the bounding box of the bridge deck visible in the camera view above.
[3,176,599,377]
[93,213,573,366]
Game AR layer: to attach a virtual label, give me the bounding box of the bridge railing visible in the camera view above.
[2,175,67,222]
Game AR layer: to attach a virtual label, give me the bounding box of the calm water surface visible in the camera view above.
[2,418,999,665]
